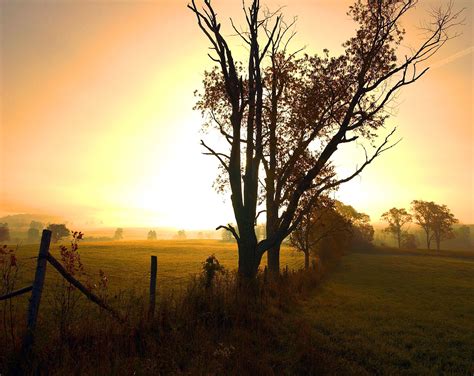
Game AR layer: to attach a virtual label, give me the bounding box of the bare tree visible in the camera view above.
[189,0,461,278]
[381,208,412,248]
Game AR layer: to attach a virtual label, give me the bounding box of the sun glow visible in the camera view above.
[1,0,472,229]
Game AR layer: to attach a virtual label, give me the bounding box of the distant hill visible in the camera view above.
[0,213,66,230]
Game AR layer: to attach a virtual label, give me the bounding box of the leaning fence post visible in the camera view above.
[149,255,157,319]
[22,229,52,353]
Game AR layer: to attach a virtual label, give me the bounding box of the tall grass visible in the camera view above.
[2,255,324,375]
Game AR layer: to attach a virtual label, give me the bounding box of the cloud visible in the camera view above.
[431,46,473,69]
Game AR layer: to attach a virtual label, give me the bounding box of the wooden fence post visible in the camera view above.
[22,229,51,353]
[149,255,157,319]
[46,253,126,323]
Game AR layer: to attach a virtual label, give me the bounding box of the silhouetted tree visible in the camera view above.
[113,228,124,240]
[0,223,10,242]
[381,208,412,248]
[290,198,350,269]
[337,203,374,250]
[47,224,70,243]
[411,200,458,250]
[189,0,460,278]
[431,205,458,251]
[147,230,157,240]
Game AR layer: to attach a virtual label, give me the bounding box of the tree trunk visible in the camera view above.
[237,232,260,279]
[266,195,280,276]
[426,231,431,250]
[267,244,280,276]
[304,251,310,270]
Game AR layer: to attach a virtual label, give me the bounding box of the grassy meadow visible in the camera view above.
[286,251,474,374]
[2,240,474,374]
[13,239,304,293]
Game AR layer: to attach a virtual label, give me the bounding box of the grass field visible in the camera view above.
[4,241,474,374]
[14,240,304,293]
[286,250,474,374]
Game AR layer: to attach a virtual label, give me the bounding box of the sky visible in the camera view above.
[0,0,472,230]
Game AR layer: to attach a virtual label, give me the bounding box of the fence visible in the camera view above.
[0,229,158,354]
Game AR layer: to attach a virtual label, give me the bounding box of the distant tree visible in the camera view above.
[455,226,471,249]
[0,223,10,242]
[197,231,204,239]
[337,203,374,250]
[27,227,40,243]
[221,226,235,242]
[401,232,417,250]
[176,230,187,240]
[30,221,43,231]
[27,220,43,243]
[147,230,157,240]
[411,200,434,249]
[47,224,70,243]
[113,228,124,240]
[290,198,351,269]
[430,205,458,251]
[255,224,265,242]
[411,200,458,250]
[381,208,412,248]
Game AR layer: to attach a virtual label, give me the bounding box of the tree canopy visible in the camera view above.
[47,224,71,243]
[190,0,461,278]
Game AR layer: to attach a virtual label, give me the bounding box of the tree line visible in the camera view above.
[381,200,463,251]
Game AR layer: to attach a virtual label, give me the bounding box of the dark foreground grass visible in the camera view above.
[2,267,324,375]
[1,244,473,375]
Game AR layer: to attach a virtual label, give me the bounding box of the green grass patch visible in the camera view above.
[290,252,474,374]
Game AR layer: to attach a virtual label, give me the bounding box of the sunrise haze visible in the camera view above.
[1,0,472,229]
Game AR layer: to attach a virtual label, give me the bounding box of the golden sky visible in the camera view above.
[1,0,472,229]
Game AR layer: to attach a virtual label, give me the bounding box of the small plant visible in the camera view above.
[52,231,85,338]
[93,269,109,302]
[1,245,18,292]
[0,244,19,344]
[202,254,225,289]
[59,231,84,277]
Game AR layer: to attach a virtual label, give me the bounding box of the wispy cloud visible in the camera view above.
[430,46,473,69]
